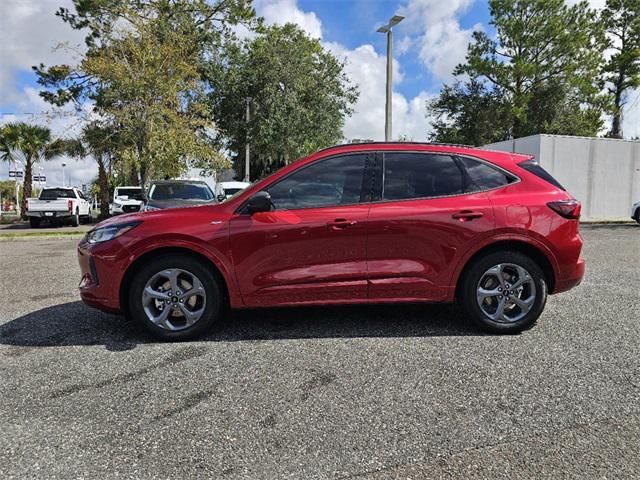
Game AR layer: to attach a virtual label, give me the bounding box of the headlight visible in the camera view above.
[144,204,160,212]
[86,221,141,244]
[113,202,122,208]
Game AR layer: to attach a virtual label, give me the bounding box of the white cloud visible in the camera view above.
[0,0,85,107]
[254,0,322,38]
[397,0,476,82]
[622,89,640,139]
[326,42,431,141]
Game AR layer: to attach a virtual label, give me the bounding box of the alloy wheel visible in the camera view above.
[476,263,536,323]
[142,268,207,331]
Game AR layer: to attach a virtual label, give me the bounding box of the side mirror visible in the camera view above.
[245,191,272,214]
[217,194,226,202]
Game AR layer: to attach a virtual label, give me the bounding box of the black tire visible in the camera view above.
[459,251,548,334]
[29,217,41,228]
[127,254,224,341]
[71,209,80,227]
[635,210,640,225]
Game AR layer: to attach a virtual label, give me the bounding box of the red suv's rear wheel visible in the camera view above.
[459,251,548,333]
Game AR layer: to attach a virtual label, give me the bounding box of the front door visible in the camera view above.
[229,153,372,307]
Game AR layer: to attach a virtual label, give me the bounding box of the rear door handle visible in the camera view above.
[327,218,357,229]
[452,210,484,221]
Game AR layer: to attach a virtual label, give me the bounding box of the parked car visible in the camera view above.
[143,180,215,211]
[78,142,585,341]
[27,187,91,227]
[631,201,640,224]
[215,181,251,202]
[110,186,144,215]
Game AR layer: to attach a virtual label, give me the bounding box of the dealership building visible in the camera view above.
[483,134,640,221]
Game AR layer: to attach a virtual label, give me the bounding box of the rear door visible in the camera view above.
[366,151,499,301]
[229,153,374,307]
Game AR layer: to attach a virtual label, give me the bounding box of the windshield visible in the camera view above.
[115,188,144,200]
[149,183,213,201]
[40,188,75,200]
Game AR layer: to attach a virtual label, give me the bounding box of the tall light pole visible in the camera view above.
[377,14,404,141]
[61,162,67,187]
[244,98,251,183]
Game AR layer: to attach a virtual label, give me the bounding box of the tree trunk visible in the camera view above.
[139,162,147,188]
[128,163,139,185]
[611,86,623,139]
[98,158,110,219]
[21,159,33,220]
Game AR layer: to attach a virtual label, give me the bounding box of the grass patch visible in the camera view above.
[0,231,86,240]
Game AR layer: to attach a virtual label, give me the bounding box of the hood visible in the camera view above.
[146,198,217,209]
[91,202,225,230]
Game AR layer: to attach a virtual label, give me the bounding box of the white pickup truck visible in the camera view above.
[26,187,92,228]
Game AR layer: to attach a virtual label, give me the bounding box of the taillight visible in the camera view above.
[547,200,581,219]
[68,200,73,212]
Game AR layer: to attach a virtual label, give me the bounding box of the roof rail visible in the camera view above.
[316,141,476,154]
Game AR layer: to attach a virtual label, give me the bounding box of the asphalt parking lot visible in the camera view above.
[0,225,638,479]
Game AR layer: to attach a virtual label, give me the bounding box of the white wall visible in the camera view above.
[483,134,640,220]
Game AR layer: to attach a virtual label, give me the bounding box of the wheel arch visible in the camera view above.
[454,239,557,299]
[119,246,233,314]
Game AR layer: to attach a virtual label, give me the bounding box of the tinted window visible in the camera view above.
[40,188,75,199]
[518,160,565,190]
[149,183,213,201]
[458,156,513,192]
[268,154,366,210]
[383,153,463,200]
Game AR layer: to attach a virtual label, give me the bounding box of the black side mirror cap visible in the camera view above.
[217,194,226,202]
[245,191,272,214]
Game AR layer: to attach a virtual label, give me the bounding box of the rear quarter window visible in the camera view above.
[457,156,515,193]
[518,160,565,190]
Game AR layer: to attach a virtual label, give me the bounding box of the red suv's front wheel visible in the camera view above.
[128,254,224,340]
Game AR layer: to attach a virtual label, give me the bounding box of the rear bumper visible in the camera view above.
[26,211,72,218]
[554,257,585,294]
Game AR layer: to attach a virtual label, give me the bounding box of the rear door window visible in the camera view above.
[382,153,464,200]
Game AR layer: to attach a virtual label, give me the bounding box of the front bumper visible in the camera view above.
[78,239,132,313]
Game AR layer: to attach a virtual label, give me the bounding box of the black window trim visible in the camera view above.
[236,152,376,214]
[370,150,521,204]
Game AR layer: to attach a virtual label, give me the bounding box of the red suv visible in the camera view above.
[78,143,585,340]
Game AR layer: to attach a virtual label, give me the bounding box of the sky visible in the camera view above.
[0,0,638,188]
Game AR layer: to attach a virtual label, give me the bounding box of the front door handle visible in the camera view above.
[452,210,484,221]
[327,218,357,230]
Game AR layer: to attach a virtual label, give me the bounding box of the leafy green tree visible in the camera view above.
[206,23,359,179]
[0,123,69,216]
[430,0,607,144]
[601,0,640,138]
[35,0,255,184]
[429,79,512,145]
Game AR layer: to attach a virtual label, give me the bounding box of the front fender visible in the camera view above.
[122,232,243,308]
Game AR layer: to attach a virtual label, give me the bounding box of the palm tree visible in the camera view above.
[0,122,68,216]
[66,121,120,219]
